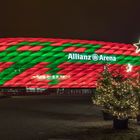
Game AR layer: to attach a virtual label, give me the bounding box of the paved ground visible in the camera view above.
[0,95,140,140]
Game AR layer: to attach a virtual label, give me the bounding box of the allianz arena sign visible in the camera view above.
[68,53,117,62]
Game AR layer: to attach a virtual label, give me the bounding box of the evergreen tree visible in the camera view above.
[93,67,139,119]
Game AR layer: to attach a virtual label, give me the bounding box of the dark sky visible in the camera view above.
[0,0,140,43]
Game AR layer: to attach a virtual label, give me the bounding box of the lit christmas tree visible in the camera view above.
[93,66,139,121]
[132,70,140,124]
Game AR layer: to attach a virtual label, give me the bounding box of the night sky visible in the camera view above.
[0,0,140,43]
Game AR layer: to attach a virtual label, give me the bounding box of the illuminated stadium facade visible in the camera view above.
[0,38,139,94]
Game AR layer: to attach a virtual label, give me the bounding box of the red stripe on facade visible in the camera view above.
[0,46,10,51]
[63,47,86,52]
[55,63,140,88]
[17,46,43,51]
[0,62,13,72]
[95,44,140,56]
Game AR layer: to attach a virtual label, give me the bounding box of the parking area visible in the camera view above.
[0,95,139,140]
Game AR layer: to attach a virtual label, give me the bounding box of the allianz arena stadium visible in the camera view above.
[0,38,139,95]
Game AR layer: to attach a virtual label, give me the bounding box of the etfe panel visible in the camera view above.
[0,38,139,88]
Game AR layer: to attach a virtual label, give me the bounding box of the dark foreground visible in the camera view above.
[0,95,140,140]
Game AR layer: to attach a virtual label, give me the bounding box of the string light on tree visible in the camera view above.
[126,63,133,72]
[133,40,140,53]
[92,67,139,120]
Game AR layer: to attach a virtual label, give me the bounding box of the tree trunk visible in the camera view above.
[102,110,113,120]
[113,118,128,129]
[137,114,140,125]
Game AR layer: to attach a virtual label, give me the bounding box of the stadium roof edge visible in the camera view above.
[0,37,132,46]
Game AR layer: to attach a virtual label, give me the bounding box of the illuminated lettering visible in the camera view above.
[68,53,116,62]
